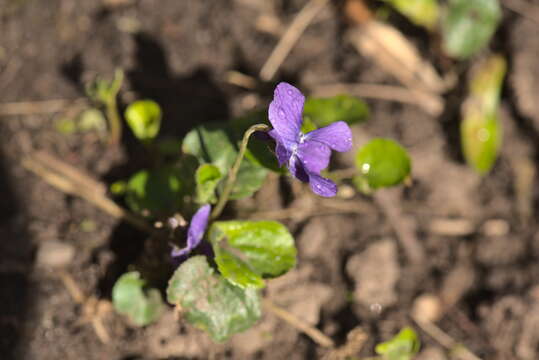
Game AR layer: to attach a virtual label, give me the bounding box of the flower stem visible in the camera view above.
[211,123,270,219]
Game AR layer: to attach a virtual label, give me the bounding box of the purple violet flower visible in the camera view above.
[171,204,211,260]
[268,82,353,197]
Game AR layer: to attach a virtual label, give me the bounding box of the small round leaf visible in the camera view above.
[125,100,162,143]
[112,271,164,326]
[355,138,411,189]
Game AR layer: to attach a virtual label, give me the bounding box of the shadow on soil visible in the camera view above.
[97,31,233,298]
[0,129,34,360]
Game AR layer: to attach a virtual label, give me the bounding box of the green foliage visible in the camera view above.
[375,327,420,360]
[86,69,124,105]
[461,55,506,173]
[125,166,185,217]
[355,138,411,190]
[381,0,439,30]
[442,0,501,59]
[182,122,268,199]
[78,108,107,133]
[166,256,261,342]
[209,220,297,289]
[125,100,162,143]
[303,95,369,128]
[195,164,222,204]
[55,108,107,136]
[112,271,164,326]
[155,137,182,157]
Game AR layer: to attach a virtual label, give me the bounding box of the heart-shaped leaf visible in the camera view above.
[208,220,297,289]
[166,256,261,342]
[112,271,164,326]
[442,0,501,59]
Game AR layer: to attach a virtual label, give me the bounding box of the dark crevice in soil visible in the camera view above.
[96,222,147,299]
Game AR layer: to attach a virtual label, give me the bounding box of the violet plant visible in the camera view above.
[110,82,413,341]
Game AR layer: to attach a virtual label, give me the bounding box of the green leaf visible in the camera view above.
[209,220,297,289]
[182,122,268,199]
[112,271,164,326]
[461,55,506,174]
[78,108,107,134]
[86,69,124,104]
[125,100,162,143]
[303,95,369,128]
[355,138,411,190]
[110,180,127,195]
[55,118,77,135]
[375,327,420,360]
[195,164,222,204]
[125,166,184,217]
[155,137,182,157]
[442,0,501,59]
[166,256,261,342]
[381,0,439,30]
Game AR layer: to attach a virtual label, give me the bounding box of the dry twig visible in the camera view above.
[0,98,86,117]
[57,270,112,344]
[413,315,483,360]
[323,327,368,360]
[312,82,444,116]
[22,151,153,233]
[259,0,330,81]
[263,298,335,348]
[374,189,425,265]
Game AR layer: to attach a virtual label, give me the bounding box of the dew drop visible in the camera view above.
[370,303,382,314]
[361,163,370,174]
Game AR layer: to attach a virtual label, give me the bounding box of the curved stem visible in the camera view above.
[106,96,122,146]
[106,70,124,146]
[211,124,270,219]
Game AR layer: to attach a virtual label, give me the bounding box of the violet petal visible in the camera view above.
[305,121,353,152]
[288,155,310,183]
[307,172,337,197]
[186,204,211,249]
[268,82,305,142]
[297,140,331,174]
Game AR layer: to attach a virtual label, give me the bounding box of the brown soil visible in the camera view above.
[2,1,539,360]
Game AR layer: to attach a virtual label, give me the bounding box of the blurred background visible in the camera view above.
[1,0,539,359]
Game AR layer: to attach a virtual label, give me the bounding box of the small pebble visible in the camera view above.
[36,241,75,268]
[412,293,443,323]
